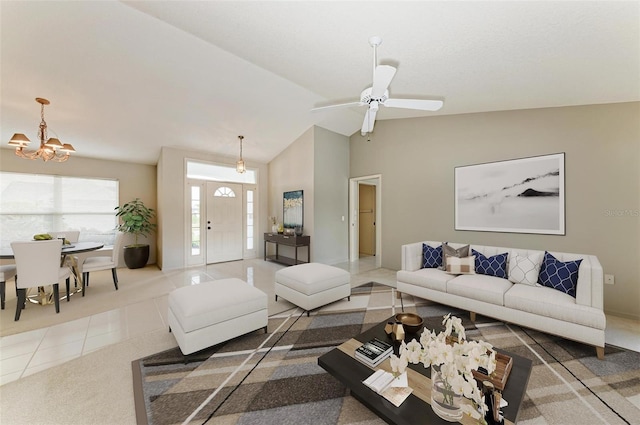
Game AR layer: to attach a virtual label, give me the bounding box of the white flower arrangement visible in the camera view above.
[389,313,497,423]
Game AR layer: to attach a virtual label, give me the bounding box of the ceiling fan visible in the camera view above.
[312,36,444,136]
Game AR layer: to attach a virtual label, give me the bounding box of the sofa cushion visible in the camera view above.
[446,274,512,306]
[508,252,542,285]
[442,243,470,269]
[422,243,442,268]
[445,255,476,275]
[538,252,582,297]
[397,268,454,292]
[472,249,508,279]
[504,284,605,329]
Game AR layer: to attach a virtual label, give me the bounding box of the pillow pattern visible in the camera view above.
[508,252,543,285]
[442,243,470,270]
[472,249,508,279]
[422,244,442,269]
[537,251,582,297]
[445,255,476,275]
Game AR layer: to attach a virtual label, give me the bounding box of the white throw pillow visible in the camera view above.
[508,252,542,285]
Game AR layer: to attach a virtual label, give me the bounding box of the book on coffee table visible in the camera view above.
[354,338,393,367]
[363,370,412,407]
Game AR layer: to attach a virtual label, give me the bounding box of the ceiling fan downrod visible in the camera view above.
[369,36,382,81]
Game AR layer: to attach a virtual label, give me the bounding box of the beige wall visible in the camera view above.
[313,126,349,264]
[268,128,315,260]
[0,151,157,264]
[267,126,350,264]
[350,102,640,319]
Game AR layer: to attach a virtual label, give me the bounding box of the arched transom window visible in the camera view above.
[214,186,236,197]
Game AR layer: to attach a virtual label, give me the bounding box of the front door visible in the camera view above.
[206,182,243,263]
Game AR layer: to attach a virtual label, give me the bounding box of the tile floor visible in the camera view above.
[1,257,638,386]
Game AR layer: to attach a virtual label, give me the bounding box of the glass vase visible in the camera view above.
[431,364,463,422]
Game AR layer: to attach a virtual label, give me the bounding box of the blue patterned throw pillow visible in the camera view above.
[422,244,442,268]
[537,251,582,298]
[472,249,508,279]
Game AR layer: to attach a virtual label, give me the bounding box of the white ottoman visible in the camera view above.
[275,263,351,316]
[168,278,268,355]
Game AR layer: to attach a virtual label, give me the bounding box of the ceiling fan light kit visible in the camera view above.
[312,36,444,136]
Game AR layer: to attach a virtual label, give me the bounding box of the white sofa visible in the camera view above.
[397,241,606,359]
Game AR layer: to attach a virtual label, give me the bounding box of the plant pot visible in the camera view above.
[124,244,149,269]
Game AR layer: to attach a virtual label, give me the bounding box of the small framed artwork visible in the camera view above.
[283,190,303,229]
[455,153,565,235]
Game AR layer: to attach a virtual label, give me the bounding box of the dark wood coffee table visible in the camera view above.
[318,317,532,425]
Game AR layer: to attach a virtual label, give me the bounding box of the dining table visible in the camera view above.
[0,241,105,305]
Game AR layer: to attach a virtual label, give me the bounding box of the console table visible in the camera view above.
[263,233,310,266]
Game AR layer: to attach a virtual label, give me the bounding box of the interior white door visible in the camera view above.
[206,182,243,264]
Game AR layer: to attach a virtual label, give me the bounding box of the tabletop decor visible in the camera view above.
[390,313,497,423]
[115,198,156,269]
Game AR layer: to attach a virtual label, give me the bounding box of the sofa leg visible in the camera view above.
[470,312,477,322]
[596,346,605,360]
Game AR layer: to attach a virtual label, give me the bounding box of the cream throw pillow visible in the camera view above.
[508,252,543,285]
[445,255,476,275]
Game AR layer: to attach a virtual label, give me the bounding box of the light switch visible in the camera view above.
[604,274,615,285]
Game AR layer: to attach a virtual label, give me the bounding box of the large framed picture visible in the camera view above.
[283,190,303,229]
[455,153,565,235]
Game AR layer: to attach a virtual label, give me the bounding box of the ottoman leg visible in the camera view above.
[275,294,278,301]
[347,295,350,301]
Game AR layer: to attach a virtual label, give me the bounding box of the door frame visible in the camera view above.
[349,174,382,267]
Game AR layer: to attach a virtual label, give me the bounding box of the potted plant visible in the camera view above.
[115,198,156,269]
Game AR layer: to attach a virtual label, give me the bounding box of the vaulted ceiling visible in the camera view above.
[1,1,638,165]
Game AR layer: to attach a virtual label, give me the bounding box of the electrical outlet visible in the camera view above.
[604,274,615,285]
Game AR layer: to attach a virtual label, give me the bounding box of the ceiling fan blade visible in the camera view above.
[371,65,396,98]
[361,107,378,135]
[311,101,363,112]
[383,98,444,111]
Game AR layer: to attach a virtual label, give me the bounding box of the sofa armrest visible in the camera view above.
[401,242,423,272]
[588,255,604,310]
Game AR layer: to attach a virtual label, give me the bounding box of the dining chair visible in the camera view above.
[0,264,17,310]
[79,232,124,296]
[49,230,81,287]
[10,240,71,321]
[48,230,81,243]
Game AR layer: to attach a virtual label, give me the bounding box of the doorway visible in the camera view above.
[349,174,381,266]
[358,183,376,257]
[206,181,243,264]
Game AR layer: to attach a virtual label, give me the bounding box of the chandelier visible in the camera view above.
[236,135,246,173]
[7,97,76,162]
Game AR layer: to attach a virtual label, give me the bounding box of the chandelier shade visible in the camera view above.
[7,97,76,162]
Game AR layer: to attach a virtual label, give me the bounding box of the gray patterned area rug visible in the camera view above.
[132,283,640,425]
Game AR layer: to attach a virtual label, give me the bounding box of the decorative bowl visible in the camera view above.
[395,312,424,334]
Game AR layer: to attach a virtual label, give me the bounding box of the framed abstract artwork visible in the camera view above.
[283,190,303,229]
[455,153,565,235]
